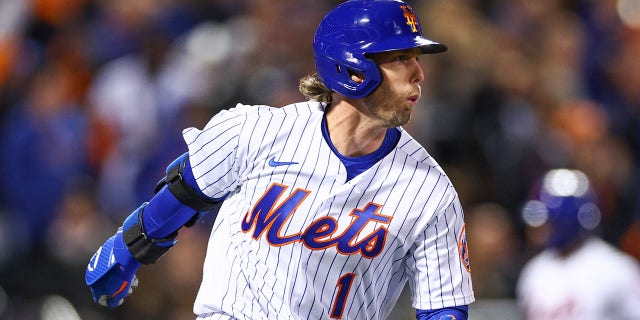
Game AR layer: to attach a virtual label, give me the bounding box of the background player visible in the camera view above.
[517,168,640,319]
[85,0,475,319]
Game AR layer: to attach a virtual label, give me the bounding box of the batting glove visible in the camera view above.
[85,230,141,308]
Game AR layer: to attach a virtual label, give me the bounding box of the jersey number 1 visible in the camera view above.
[330,273,356,319]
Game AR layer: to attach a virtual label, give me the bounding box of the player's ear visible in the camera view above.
[349,70,365,84]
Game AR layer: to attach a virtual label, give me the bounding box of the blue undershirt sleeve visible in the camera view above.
[416,305,468,320]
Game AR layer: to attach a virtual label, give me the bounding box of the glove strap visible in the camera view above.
[122,204,176,264]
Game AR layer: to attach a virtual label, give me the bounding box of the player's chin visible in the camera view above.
[403,102,415,116]
[389,110,412,127]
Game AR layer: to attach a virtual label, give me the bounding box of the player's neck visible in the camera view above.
[555,236,589,258]
[325,100,388,157]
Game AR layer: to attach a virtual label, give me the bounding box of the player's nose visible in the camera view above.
[410,58,424,84]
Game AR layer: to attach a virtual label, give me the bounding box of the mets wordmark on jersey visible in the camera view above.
[184,102,474,320]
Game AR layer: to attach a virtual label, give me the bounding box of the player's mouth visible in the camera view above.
[407,93,420,106]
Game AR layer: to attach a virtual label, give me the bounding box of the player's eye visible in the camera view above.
[394,55,409,62]
[368,49,419,64]
[393,52,420,63]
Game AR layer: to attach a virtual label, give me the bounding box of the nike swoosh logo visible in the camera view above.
[268,157,299,167]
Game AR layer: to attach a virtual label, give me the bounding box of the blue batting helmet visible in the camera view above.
[313,0,447,99]
[521,169,601,250]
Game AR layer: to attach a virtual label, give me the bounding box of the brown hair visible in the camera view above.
[298,73,333,104]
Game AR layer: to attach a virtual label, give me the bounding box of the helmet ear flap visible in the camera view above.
[314,52,382,98]
[347,69,365,84]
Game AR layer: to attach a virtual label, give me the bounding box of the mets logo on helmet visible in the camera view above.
[458,224,471,272]
[400,5,420,33]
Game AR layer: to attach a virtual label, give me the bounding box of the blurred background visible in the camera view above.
[0,0,638,319]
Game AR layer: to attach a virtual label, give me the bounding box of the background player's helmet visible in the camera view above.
[313,0,447,99]
[521,169,601,250]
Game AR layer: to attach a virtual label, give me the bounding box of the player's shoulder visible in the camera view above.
[226,101,324,116]
[520,249,556,274]
[201,101,324,132]
[279,100,326,114]
[580,238,639,269]
[396,128,450,178]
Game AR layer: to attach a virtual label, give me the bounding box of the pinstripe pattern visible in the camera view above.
[185,101,474,319]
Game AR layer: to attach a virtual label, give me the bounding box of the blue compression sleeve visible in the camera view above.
[416,306,468,320]
[142,184,196,239]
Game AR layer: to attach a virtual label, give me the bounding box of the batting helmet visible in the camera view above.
[313,0,447,99]
[521,169,601,250]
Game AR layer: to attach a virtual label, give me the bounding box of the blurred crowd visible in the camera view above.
[0,0,638,319]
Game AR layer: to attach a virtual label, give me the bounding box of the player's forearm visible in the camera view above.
[86,152,224,307]
[140,186,198,239]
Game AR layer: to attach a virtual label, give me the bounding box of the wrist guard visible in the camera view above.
[122,203,177,264]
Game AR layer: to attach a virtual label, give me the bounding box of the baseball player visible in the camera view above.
[517,168,640,319]
[85,0,475,319]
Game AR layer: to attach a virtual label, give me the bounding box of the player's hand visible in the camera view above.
[94,274,139,307]
[85,231,142,308]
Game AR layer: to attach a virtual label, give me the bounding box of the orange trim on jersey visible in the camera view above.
[242,183,307,246]
[330,273,357,319]
[265,187,309,247]
[243,184,393,259]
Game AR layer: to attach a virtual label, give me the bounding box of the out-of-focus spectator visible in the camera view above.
[0,61,90,252]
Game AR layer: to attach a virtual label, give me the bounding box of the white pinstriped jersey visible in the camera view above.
[183,101,474,320]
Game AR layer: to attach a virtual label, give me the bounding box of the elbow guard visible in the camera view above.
[122,152,222,264]
[153,152,221,215]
